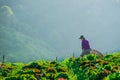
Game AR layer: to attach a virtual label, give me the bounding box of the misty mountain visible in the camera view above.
[0,0,120,62]
[0,5,58,62]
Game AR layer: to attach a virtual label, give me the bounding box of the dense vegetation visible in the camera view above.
[0,52,120,80]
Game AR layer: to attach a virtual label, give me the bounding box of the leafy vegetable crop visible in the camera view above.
[0,52,120,80]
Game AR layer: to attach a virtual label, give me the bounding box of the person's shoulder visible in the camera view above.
[85,39,89,42]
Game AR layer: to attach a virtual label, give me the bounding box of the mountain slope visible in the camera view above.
[0,5,57,62]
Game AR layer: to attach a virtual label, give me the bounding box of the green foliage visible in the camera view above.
[56,72,69,79]
[5,76,28,80]
[1,71,7,77]
[5,76,18,80]
[0,52,120,80]
[108,73,120,80]
[104,65,113,71]
[104,73,120,80]
[104,54,113,58]
[28,75,37,80]
[84,53,97,61]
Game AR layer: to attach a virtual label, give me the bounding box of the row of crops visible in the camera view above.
[0,52,120,80]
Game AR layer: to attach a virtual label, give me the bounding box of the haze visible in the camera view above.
[0,0,120,61]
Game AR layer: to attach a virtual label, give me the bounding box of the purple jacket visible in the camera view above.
[82,39,91,50]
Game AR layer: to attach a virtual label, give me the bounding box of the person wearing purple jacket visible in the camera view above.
[79,35,91,57]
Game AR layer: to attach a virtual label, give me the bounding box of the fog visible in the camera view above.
[1,0,120,60]
[20,0,120,52]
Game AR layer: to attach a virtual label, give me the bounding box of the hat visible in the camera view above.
[79,35,84,39]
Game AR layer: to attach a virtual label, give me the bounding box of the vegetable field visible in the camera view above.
[0,52,120,80]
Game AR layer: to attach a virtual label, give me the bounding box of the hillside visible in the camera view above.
[0,52,120,80]
[0,5,57,62]
[0,0,120,63]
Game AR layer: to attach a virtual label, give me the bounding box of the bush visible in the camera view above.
[56,73,69,79]
[28,75,37,80]
[1,71,7,77]
[104,65,113,71]
[46,73,56,79]
[84,54,97,61]
[5,76,18,80]
[108,73,120,80]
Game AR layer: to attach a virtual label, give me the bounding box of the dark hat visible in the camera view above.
[79,35,85,39]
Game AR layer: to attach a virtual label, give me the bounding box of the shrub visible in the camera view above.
[28,75,37,80]
[1,71,7,77]
[84,54,97,61]
[104,65,113,71]
[5,76,18,80]
[109,73,120,79]
[56,73,69,79]
[47,67,57,73]
[46,73,56,79]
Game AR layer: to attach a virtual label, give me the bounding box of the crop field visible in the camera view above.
[0,52,120,80]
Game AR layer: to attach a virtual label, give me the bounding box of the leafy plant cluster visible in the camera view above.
[0,52,120,80]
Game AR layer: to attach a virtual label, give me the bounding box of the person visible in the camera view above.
[79,35,91,57]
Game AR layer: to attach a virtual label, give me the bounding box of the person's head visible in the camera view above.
[79,35,85,40]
